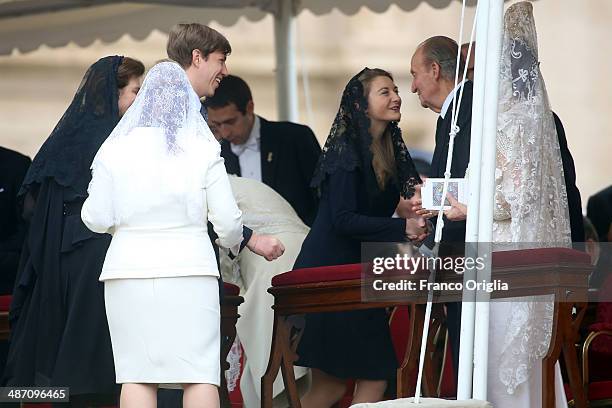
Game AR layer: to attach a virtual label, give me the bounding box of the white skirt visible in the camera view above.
[104,275,220,385]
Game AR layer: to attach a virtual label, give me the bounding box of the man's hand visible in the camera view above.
[405,217,429,242]
[246,232,285,261]
[443,193,468,221]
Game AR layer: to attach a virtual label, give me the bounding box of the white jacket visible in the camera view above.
[82,129,243,281]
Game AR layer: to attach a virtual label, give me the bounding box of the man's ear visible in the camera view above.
[192,49,207,67]
[191,49,200,67]
[246,100,255,116]
[431,61,441,81]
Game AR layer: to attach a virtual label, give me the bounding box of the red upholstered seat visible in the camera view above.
[223,282,240,296]
[271,248,591,288]
[565,380,612,404]
[271,263,362,286]
[491,247,590,267]
[0,295,11,312]
[587,380,612,401]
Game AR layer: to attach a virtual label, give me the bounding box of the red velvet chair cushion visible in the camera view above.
[223,282,240,296]
[272,263,362,286]
[0,295,11,312]
[272,248,590,287]
[587,380,612,401]
[567,380,612,403]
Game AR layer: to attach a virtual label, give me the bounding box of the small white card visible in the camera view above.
[422,178,467,210]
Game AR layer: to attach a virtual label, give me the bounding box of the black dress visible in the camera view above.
[5,181,116,395]
[3,56,123,398]
[294,167,406,380]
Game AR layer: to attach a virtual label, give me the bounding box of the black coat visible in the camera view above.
[0,147,31,295]
[294,168,404,379]
[430,81,473,245]
[4,180,117,395]
[552,113,585,246]
[220,117,320,226]
[587,185,612,242]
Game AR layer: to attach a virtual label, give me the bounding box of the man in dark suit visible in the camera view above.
[204,75,320,226]
[586,186,612,288]
[587,186,612,243]
[410,36,472,381]
[553,113,585,246]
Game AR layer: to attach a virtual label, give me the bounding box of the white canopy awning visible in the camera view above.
[0,0,478,55]
[0,0,479,121]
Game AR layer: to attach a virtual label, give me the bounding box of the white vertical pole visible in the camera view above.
[472,0,504,400]
[457,0,490,399]
[273,0,298,122]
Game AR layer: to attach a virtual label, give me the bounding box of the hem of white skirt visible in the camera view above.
[116,379,221,387]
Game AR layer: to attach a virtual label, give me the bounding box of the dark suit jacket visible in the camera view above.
[0,147,31,295]
[430,81,473,245]
[587,185,612,242]
[220,116,321,226]
[429,83,473,379]
[552,113,585,246]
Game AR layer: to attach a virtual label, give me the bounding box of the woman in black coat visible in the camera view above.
[295,68,428,407]
[3,56,144,405]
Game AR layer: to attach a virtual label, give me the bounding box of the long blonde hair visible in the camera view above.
[358,68,397,190]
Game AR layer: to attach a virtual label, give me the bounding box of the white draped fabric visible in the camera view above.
[487,2,571,406]
[220,175,310,407]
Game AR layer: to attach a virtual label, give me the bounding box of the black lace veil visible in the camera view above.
[19,56,123,197]
[311,68,421,199]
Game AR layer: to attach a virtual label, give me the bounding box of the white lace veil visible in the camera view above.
[496,1,571,244]
[494,1,572,394]
[91,61,219,225]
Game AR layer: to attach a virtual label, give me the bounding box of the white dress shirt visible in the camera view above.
[440,80,466,120]
[230,116,262,182]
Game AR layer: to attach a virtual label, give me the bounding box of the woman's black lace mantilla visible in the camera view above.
[311,68,421,199]
[20,56,123,197]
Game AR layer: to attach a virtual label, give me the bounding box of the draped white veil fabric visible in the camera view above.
[492,1,571,395]
[90,61,220,226]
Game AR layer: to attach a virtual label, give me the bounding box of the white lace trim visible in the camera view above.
[225,335,242,392]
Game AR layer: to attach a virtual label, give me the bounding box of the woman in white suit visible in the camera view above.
[81,61,242,408]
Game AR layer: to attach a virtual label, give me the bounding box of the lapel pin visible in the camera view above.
[267,152,273,163]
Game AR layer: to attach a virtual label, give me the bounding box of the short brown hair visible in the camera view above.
[204,75,252,114]
[166,23,231,68]
[116,56,145,89]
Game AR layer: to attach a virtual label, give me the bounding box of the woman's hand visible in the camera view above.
[443,193,468,221]
[396,185,424,219]
[405,217,429,242]
[404,185,439,220]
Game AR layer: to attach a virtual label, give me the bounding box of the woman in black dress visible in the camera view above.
[295,68,428,406]
[3,56,144,406]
